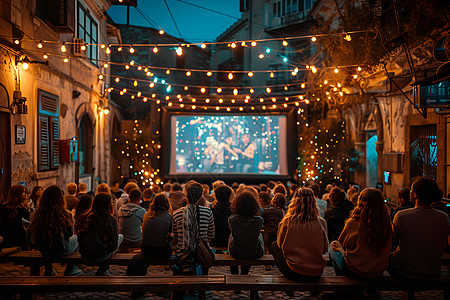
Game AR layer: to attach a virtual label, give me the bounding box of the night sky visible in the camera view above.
[108,0,242,43]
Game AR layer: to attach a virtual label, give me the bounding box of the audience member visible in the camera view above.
[212,180,225,191]
[258,192,272,209]
[202,184,215,203]
[0,185,30,248]
[28,186,42,213]
[118,188,146,249]
[117,182,139,210]
[273,184,287,197]
[162,183,172,197]
[211,185,233,247]
[126,193,173,281]
[28,185,81,276]
[324,187,354,242]
[260,183,268,192]
[390,188,414,220]
[271,187,328,281]
[73,194,93,232]
[65,183,79,212]
[140,188,153,210]
[76,183,88,200]
[322,184,333,202]
[310,183,327,218]
[330,188,392,278]
[346,187,357,202]
[262,193,286,252]
[110,181,124,199]
[77,193,123,276]
[349,192,359,206]
[168,182,187,211]
[388,177,450,281]
[151,185,161,195]
[229,191,264,276]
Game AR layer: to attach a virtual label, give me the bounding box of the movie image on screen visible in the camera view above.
[170,115,288,175]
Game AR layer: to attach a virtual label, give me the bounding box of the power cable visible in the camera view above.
[163,0,183,39]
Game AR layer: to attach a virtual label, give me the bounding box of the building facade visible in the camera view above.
[0,0,118,199]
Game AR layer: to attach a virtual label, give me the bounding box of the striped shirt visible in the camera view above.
[173,204,215,255]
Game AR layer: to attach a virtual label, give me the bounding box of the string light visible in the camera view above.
[117,46,122,51]
[248,72,254,77]
[251,41,257,47]
[60,43,67,52]
[37,41,43,48]
[258,54,264,59]
[311,36,317,42]
[176,46,183,56]
[153,46,158,53]
[270,72,274,78]
[186,71,191,76]
[282,39,288,46]
[129,47,135,53]
[201,43,207,49]
[334,68,339,73]
[63,58,69,63]
[228,73,233,80]
[216,88,222,93]
[159,29,165,35]
[231,42,236,48]
[206,71,212,76]
[43,54,48,59]
[106,47,111,54]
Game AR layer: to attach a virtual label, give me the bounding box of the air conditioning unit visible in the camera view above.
[383,153,404,173]
[72,38,86,57]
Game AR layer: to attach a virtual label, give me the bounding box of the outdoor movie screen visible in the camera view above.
[169,115,288,175]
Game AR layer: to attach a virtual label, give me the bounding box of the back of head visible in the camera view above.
[39,185,65,211]
[352,188,391,253]
[272,193,286,209]
[78,183,87,193]
[4,184,26,207]
[124,182,139,195]
[171,182,182,192]
[67,183,77,195]
[96,183,110,194]
[74,194,93,223]
[142,188,153,200]
[163,183,172,192]
[267,181,276,190]
[212,180,225,191]
[411,177,441,206]
[185,181,203,204]
[147,193,171,219]
[273,184,287,196]
[258,192,272,208]
[92,192,113,215]
[151,185,161,194]
[286,187,318,224]
[129,188,142,203]
[347,187,356,200]
[214,185,232,203]
[289,184,298,196]
[260,184,268,192]
[309,183,320,198]
[329,187,346,207]
[202,184,210,195]
[350,192,360,206]
[326,184,333,192]
[397,188,410,204]
[232,191,260,217]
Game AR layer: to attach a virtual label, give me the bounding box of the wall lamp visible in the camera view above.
[10,91,28,115]
[17,56,49,70]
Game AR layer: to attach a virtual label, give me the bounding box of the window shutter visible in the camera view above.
[51,118,60,168]
[38,115,50,171]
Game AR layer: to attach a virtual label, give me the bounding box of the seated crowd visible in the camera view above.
[0,176,449,296]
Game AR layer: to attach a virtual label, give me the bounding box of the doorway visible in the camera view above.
[366,132,378,188]
[0,112,11,202]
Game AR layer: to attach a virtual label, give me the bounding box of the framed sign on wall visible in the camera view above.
[15,125,26,144]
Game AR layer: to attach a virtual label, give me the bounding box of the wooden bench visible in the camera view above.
[225,274,450,300]
[0,275,225,300]
[3,251,276,275]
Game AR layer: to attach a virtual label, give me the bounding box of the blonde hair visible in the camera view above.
[283,187,318,226]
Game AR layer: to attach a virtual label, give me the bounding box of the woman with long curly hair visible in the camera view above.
[330,188,392,278]
[73,194,93,233]
[271,187,328,281]
[77,192,123,276]
[28,185,81,275]
[28,186,42,213]
[126,193,173,279]
[0,185,30,248]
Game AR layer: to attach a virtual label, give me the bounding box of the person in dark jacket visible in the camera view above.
[262,193,286,253]
[390,188,414,220]
[168,182,187,211]
[29,185,81,276]
[0,185,30,249]
[324,187,354,242]
[77,193,123,276]
[211,185,233,247]
[229,191,264,275]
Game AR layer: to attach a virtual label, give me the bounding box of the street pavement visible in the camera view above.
[0,260,445,299]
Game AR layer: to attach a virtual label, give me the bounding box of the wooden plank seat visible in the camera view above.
[3,251,276,275]
[0,275,225,300]
[225,275,450,300]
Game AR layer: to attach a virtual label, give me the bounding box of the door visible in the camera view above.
[0,112,11,202]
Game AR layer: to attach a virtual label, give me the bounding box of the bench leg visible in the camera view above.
[250,290,259,300]
[198,291,206,300]
[402,291,414,300]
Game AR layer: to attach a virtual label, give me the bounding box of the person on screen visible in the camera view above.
[203,136,219,172]
[235,134,256,173]
[214,136,239,172]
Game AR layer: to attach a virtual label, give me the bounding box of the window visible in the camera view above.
[38,90,59,171]
[77,2,98,65]
[410,125,437,179]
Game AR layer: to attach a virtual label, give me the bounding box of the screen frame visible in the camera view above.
[161,108,298,184]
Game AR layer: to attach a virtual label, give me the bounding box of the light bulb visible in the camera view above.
[334,68,339,73]
[270,72,274,78]
[266,87,271,93]
[251,41,257,47]
[43,54,48,59]
[228,73,233,80]
[22,62,29,70]
[311,36,317,42]
[233,89,238,96]
[231,42,236,48]
[115,77,120,82]
[176,47,183,56]
[201,87,206,93]
[81,44,86,51]
[129,47,135,53]
[207,71,212,76]
[241,41,246,46]
[250,88,254,94]
[60,43,67,52]
[201,43,206,49]
[63,58,69,63]
[159,29,165,35]
[117,46,122,52]
[103,63,108,68]
[217,88,222,93]
[153,46,158,53]
[106,47,111,54]
[248,72,253,77]
[166,69,170,75]
[186,71,191,76]
[133,80,138,86]
[282,40,288,46]
[258,54,264,59]
[37,42,43,48]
